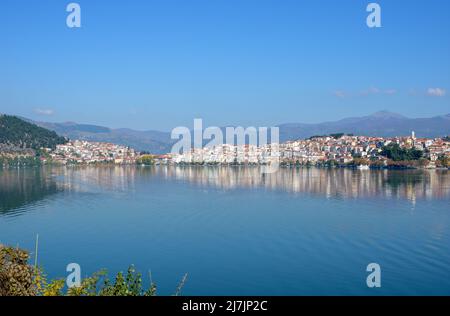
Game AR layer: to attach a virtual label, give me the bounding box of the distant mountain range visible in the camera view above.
[33,120,172,154]
[26,111,450,154]
[278,111,450,142]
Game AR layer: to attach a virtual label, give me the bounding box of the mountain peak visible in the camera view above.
[369,111,407,119]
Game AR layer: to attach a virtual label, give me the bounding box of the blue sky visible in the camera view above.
[1,0,449,131]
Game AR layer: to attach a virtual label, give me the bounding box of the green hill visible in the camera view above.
[0,114,67,150]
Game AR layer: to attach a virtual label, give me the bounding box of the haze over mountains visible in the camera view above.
[29,111,450,154]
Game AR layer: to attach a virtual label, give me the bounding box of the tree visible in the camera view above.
[136,155,154,165]
[330,133,345,139]
[436,155,450,168]
[380,143,423,161]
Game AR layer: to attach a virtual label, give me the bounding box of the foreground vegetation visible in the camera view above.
[0,244,186,296]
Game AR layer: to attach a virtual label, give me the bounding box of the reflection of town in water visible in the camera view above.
[1,167,449,216]
[49,166,450,199]
[153,166,450,201]
[0,168,61,216]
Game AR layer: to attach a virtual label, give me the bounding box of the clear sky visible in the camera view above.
[1,0,449,131]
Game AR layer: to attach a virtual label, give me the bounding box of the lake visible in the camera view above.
[1,166,449,295]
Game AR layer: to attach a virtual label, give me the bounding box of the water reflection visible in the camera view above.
[152,167,450,201]
[53,166,138,193]
[0,168,61,216]
[50,166,450,200]
[1,166,449,216]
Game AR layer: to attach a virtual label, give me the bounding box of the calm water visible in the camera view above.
[1,166,450,295]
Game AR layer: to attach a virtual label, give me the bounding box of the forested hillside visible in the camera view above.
[0,115,67,150]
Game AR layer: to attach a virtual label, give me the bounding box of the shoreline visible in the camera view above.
[1,162,449,171]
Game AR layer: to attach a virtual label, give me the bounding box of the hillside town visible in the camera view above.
[168,132,450,168]
[48,140,137,165]
[1,112,449,169]
[1,114,449,168]
[30,132,449,169]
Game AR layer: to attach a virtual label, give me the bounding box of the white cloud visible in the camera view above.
[427,88,446,97]
[333,87,397,98]
[333,90,347,98]
[384,89,397,95]
[337,87,396,98]
[360,86,380,96]
[34,108,55,116]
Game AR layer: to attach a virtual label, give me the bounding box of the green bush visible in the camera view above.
[1,244,186,296]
